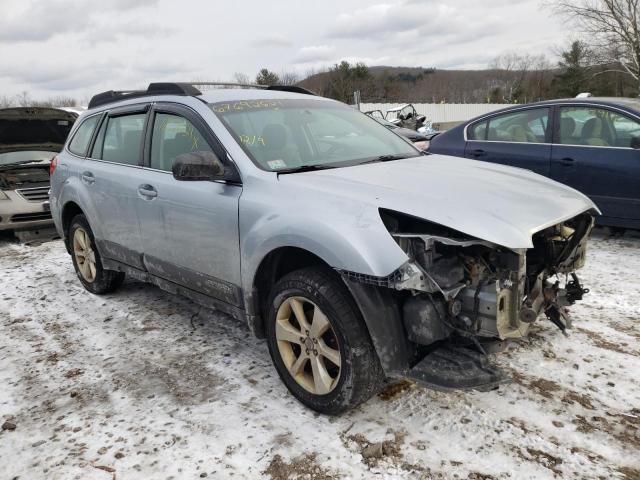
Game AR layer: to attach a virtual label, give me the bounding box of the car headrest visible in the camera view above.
[560,117,576,138]
[582,117,603,139]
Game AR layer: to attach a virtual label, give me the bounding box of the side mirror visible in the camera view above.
[172,151,225,181]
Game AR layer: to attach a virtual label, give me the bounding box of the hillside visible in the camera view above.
[299,64,634,104]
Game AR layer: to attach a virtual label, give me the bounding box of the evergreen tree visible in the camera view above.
[255,69,280,86]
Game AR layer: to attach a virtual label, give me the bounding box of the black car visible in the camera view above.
[428,97,640,229]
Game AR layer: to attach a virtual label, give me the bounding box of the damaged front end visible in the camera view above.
[345,209,595,392]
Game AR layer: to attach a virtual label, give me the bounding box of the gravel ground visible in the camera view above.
[0,230,638,480]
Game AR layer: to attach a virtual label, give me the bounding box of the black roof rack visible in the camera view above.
[88,83,202,109]
[266,85,316,96]
[88,82,316,109]
[190,82,316,96]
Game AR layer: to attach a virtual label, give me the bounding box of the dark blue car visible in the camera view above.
[428,97,640,229]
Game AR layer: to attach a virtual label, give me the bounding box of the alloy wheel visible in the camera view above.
[275,296,342,395]
[73,227,96,282]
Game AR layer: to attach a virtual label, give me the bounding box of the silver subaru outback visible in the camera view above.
[50,83,597,414]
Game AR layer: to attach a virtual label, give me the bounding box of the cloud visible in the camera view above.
[251,35,293,48]
[82,20,173,45]
[293,45,336,63]
[328,3,427,39]
[0,0,160,43]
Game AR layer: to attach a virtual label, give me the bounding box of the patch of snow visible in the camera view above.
[0,230,638,479]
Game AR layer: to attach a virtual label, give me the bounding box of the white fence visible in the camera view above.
[359,103,506,124]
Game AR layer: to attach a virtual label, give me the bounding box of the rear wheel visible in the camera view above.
[266,267,383,414]
[69,214,124,294]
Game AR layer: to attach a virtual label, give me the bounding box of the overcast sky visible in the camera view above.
[0,0,568,101]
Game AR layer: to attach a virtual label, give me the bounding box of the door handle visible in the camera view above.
[560,157,575,165]
[81,171,95,184]
[471,149,486,158]
[138,185,158,198]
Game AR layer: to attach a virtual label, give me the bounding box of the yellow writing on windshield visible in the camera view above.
[212,100,282,113]
[239,135,266,146]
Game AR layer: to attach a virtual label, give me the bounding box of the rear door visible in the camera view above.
[550,104,640,224]
[136,103,243,306]
[464,107,552,176]
[82,105,150,268]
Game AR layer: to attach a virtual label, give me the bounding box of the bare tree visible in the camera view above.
[15,91,31,107]
[232,72,251,84]
[490,53,536,102]
[279,70,299,86]
[553,0,640,91]
[0,95,14,108]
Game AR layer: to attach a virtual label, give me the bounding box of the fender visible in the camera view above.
[239,182,410,294]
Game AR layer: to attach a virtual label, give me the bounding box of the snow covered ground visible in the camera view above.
[0,230,638,480]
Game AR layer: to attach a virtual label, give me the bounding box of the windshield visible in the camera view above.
[210,99,419,171]
[0,150,56,166]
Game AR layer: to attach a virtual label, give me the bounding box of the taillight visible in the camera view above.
[50,155,58,176]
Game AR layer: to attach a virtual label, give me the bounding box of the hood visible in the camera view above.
[0,107,78,155]
[279,155,598,249]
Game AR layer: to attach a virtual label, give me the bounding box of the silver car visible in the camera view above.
[0,107,78,235]
[50,83,597,414]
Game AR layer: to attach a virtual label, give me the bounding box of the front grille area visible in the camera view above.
[10,212,52,223]
[17,186,50,202]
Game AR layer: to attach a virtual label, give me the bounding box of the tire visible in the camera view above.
[68,214,125,294]
[265,267,383,414]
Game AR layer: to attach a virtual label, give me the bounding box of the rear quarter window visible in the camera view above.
[68,115,100,156]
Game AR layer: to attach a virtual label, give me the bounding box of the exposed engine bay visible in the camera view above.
[380,209,594,349]
[0,165,50,190]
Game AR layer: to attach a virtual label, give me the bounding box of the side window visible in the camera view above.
[150,113,213,172]
[559,106,640,148]
[485,108,549,143]
[93,114,146,165]
[468,120,488,140]
[68,115,100,156]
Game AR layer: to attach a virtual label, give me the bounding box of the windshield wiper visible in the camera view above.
[360,154,416,165]
[275,164,337,174]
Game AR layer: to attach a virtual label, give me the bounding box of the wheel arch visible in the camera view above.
[246,245,413,376]
[61,201,84,252]
[247,246,330,337]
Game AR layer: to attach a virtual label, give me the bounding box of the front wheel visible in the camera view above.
[265,267,383,414]
[69,214,124,294]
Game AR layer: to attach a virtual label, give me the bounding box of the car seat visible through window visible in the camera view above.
[581,118,609,146]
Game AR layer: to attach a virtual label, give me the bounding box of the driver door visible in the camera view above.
[137,103,243,306]
[550,105,640,223]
